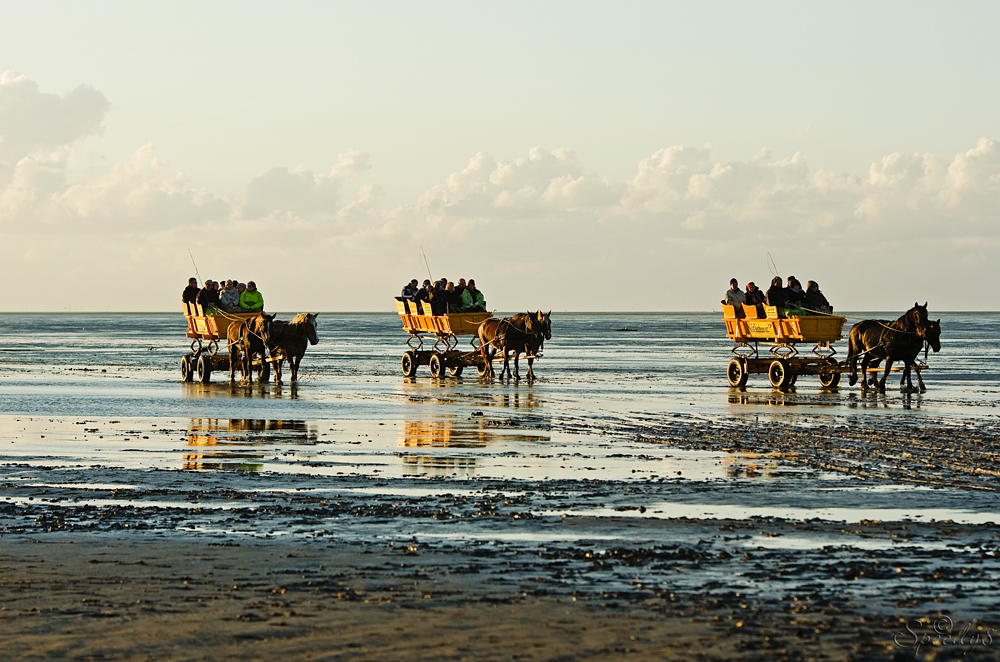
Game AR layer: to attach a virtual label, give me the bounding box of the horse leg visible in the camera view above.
[878,359,893,394]
[291,354,301,383]
[527,357,534,381]
[916,367,927,392]
[859,355,870,392]
[847,338,858,386]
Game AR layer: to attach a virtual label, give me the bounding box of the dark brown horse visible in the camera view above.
[846,303,933,393]
[478,312,546,380]
[268,313,319,383]
[227,313,273,384]
[862,319,941,392]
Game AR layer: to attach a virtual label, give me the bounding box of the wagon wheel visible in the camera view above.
[429,353,445,378]
[448,364,464,377]
[767,359,792,389]
[819,371,841,388]
[253,353,270,384]
[196,354,213,384]
[726,357,749,388]
[179,356,193,382]
[476,361,490,377]
[401,351,418,377]
[788,373,798,386]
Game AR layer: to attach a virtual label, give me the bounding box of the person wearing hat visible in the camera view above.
[197,280,221,311]
[239,281,264,312]
[219,280,240,312]
[744,281,765,305]
[722,278,745,307]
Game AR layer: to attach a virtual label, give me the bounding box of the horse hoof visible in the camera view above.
[848,376,857,386]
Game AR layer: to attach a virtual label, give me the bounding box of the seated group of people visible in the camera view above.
[400,278,486,315]
[723,276,832,317]
[182,277,264,313]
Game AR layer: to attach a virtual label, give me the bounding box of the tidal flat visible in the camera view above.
[2,312,1000,660]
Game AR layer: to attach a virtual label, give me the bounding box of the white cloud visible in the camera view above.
[240,150,371,219]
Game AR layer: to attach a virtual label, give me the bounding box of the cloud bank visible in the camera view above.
[2,72,999,311]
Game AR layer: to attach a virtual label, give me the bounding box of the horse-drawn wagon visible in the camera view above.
[180,303,270,383]
[722,303,848,389]
[395,299,493,377]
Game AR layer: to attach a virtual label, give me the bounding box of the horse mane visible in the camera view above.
[290,313,312,325]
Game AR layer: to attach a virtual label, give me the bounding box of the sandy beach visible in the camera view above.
[2,312,1000,659]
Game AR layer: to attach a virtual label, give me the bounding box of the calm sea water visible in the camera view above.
[0,311,996,423]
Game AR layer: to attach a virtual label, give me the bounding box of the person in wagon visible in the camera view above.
[197,280,222,311]
[240,281,264,313]
[182,277,200,304]
[744,282,765,306]
[413,279,433,314]
[803,280,833,314]
[765,276,788,313]
[462,279,486,312]
[219,280,240,312]
[722,278,745,307]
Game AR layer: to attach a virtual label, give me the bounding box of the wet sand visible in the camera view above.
[3,313,1000,659]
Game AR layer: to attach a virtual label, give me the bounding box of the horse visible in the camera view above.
[226,313,273,384]
[507,310,550,379]
[863,319,941,392]
[846,303,932,393]
[268,313,319,384]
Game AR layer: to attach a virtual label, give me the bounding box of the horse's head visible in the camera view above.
[306,313,319,345]
[920,318,942,353]
[537,310,552,340]
[255,313,275,344]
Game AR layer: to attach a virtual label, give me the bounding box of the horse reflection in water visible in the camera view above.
[183,418,317,470]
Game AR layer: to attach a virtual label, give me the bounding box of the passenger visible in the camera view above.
[765,276,787,309]
[182,277,200,304]
[462,279,486,312]
[413,279,433,314]
[803,280,833,314]
[786,277,805,305]
[456,278,467,300]
[429,280,448,316]
[446,282,464,313]
[722,278,745,307]
[744,282,765,306]
[401,279,419,300]
[197,280,221,310]
[219,280,240,312]
[240,281,264,312]
[236,282,247,301]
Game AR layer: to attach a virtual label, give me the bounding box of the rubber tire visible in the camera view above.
[255,356,270,384]
[401,351,418,377]
[448,365,464,377]
[429,353,445,378]
[819,371,841,388]
[788,373,798,386]
[180,356,194,382]
[768,359,792,389]
[476,361,490,377]
[196,354,212,384]
[727,358,749,388]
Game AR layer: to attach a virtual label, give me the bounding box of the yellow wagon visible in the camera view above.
[722,303,848,389]
[395,298,493,378]
[180,302,270,383]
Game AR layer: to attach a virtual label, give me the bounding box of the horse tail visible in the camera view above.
[846,323,860,386]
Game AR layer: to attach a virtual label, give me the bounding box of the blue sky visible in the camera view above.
[2,2,999,310]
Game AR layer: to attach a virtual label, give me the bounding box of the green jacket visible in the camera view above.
[240,290,264,311]
[461,288,485,310]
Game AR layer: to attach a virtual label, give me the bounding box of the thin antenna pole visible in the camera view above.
[188,249,202,283]
[419,246,434,282]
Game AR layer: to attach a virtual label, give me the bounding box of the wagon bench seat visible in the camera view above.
[721,304,846,344]
[183,303,262,341]
[395,298,492,337]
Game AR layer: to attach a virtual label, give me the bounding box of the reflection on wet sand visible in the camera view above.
[397,417,550,477]
[181,383,300,399]
[184,418,317,471]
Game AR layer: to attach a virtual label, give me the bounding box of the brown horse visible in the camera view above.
[226,313,273,384]
[507,310,550,379]
[846,303,932,393]
[861,319,941,392]
[478,312,545,380]
[268,313,319,384]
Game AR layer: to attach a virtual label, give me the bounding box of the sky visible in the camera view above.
[2,1,999,312]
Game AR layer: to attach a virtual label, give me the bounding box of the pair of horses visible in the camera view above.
[846,302,941,393]
[226,313,319,384]
[477,311,551,380]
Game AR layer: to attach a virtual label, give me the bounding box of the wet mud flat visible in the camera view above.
[5,415,1000,660]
